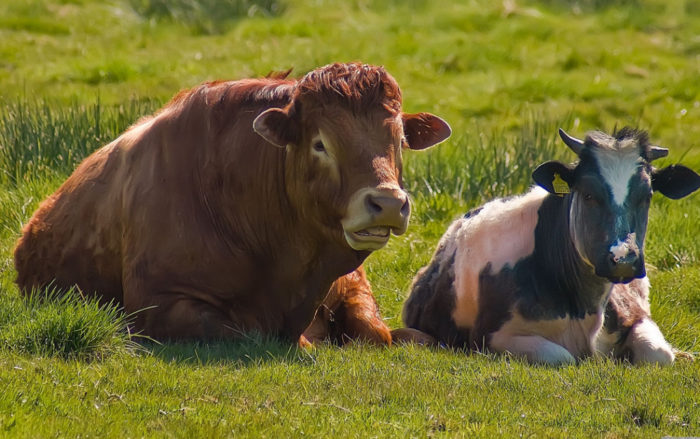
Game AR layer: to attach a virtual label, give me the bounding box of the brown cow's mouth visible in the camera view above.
[355,227,390,238]
[344,226,392,251]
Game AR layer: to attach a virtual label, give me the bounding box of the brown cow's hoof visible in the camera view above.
[390,328,437,346]
[298,334,314,349]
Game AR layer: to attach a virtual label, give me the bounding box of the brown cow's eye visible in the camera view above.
[313,141,326,153]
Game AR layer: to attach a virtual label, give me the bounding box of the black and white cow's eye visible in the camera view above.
[313,141,326,153]
[583,193,594,202]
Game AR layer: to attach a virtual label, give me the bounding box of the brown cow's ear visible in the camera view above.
[402,113,451,150]
[532,160,575,195]
[253,107,299,148]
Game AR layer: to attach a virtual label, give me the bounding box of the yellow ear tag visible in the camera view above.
[552,173,570,197]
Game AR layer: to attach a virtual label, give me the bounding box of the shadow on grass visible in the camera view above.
[142,333,315,367]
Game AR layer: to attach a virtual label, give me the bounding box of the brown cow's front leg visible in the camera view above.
[300,266,391,347]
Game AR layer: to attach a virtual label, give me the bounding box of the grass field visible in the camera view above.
[1,0,700,437]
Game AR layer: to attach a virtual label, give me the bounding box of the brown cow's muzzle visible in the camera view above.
[341,186,410,251]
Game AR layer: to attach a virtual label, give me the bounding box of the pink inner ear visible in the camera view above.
[403,113,451,150]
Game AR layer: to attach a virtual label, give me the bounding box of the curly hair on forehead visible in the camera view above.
[584,127,650,153]
[293,62,403,115]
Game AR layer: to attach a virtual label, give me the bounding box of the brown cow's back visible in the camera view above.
[15,79,307,313]
[15,139,126,303]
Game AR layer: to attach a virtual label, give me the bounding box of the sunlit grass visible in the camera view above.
[0,0,699,437]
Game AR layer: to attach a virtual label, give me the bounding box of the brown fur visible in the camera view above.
[14,63,450,342]
[300,266,391,346]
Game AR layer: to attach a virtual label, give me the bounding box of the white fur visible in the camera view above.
[450,187,548,328]
[626,318,674,365]
[490,312,604,365]
[592,141,642,206]
[609,233,637,262]
[595,327,619,357]
[489,333,576,365]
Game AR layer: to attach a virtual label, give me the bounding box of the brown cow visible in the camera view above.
[14,62,451,341]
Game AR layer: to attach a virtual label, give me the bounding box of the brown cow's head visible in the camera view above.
[253,63,451,252]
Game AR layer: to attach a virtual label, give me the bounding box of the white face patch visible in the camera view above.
[592,142,643,206]
[609,233,637,262]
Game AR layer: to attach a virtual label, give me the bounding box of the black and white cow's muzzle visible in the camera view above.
[598,233,646,283]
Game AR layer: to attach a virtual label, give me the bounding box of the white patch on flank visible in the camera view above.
[592,139,642,206]
[626,318,674,365]
[609,232,637,262]
[450,187,548,328]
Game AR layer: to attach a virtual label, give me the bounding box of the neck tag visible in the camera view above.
[552,173,570,197]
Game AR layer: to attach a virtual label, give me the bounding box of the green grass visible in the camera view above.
[1,0,700,437]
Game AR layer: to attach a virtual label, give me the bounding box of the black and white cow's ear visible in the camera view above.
[253,107,300,148]
[532,161,575,195]
[402,113,452,150]
[652,165,700,199]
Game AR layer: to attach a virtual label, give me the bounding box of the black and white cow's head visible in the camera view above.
[533,127,700,283]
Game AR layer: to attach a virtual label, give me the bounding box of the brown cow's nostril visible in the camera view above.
[366,195,383,215]
[365,194,407,218]
[400,198,410,216]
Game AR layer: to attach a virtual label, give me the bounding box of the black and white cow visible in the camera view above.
[399,127,700,365]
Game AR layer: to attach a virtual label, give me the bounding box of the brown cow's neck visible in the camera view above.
[178,79,367,338]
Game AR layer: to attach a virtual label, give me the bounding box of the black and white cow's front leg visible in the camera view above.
[597,277,674,365]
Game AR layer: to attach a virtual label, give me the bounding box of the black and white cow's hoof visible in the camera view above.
[627,319,675,365]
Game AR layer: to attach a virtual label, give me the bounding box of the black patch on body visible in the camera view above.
[402,247,470,347]
[463,206,483,219]
[470,262,516,350]
[602,300,630,346]
[473,194,611,349]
